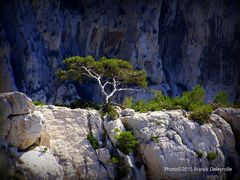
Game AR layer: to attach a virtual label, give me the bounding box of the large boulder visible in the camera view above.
[121,110,238,179]
[8,111,44,150]
[214,108,240,152]
[0,92,34,119]
[0,92,41,150]
[37,106,109,179]
[16,146,64,179]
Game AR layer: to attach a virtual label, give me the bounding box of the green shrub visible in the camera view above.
[174,85,205,111]
[132,100,148,113]
[213,91,227,105]
[196,151,204,158]
[33,100,45,106]
[151,136,159,143]
[189,104,213,125]
[122,96,133,108]
[109,156,119,164]
[207,151,217,161]
[70,100,101,110]
[211,91,228,109]
[116,156,131,179]
[232,102,240,109]
[87,134,99,149]
[109,156,130,178]
[132,85,206,113]
[115,131,139,155]
[107,105,119,120]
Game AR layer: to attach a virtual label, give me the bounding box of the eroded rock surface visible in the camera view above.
[121,110,240,179]
[1,92,240,179]
[0,0,239,102]
[37,106,109,179]
[16,146,64,180]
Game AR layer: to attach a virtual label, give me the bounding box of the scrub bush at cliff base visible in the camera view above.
[129,85,233,125]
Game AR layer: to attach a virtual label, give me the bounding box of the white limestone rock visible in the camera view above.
[16,146,64,179]
[104,118,126,145]
[0,92,34,115]
[37,106,108,179]
[121,110,237,179]
[121,109,135,117]
[8,111,44,150]
[96,148,115,179]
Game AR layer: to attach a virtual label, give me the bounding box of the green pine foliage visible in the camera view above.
[33,100,45,106]
[107,104,119,120]
[115,131,139,155]
[122,96,133,108]
[189,104,213,125]
[211,91,228,109]
[69,100,101,110]
[207,151,217,161]
[87,134,99,149]
[128,85,232,125]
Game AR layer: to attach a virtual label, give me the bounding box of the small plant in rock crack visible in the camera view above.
[151,135,159,143]
[196,151,204,158]
[87,134,99,149]
[33,100,45,106]
[109,156,131,179]
[115,131,139,155]
[109,156,119,164]
[207,151,217,161]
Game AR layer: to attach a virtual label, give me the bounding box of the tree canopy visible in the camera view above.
[57,56,147,104]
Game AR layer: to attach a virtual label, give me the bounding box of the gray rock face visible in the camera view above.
[121,110,239,179]
[0,92,42,150]
[0,0,239,103]
[37,106,109,179]
[214,108,240,153]
[1,92,240,179]
[16,146,64,180]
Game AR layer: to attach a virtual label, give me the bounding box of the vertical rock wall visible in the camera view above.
[0,0,239,103]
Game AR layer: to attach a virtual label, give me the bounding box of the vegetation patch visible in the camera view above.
[207,151,217,161]
[33,100,45,106]
[189,104,213,125]
[196,151,204,158]
[87,134,99,149]
[115,131,139,155]
[151,135,159,143]
[109,156,130,179]
[126,85,235,125]
[122,96,133,108]
[69,100,101,110]
[106,104,119,120]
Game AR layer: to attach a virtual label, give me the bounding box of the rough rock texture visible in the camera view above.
[1,92,240,179]
[0,92,43,150]
[214,108,240,153]
[16,146,64,179]
[0,0,239,103]
[37,106,109,179]
[121,110,239,179]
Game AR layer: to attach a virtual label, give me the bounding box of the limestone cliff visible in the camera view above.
[0,0,239,103]
[1,92,240,179]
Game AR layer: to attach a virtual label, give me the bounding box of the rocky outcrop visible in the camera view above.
[0,0,239,103]
[0,92,240,179]
[214,108,240,153]
[121,109,240,179]
[0,92,43,150]
[37,106,109,179]
[16,146,64,179]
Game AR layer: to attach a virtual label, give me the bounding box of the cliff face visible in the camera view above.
[0,0,239,103]
[1,92,240,179]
